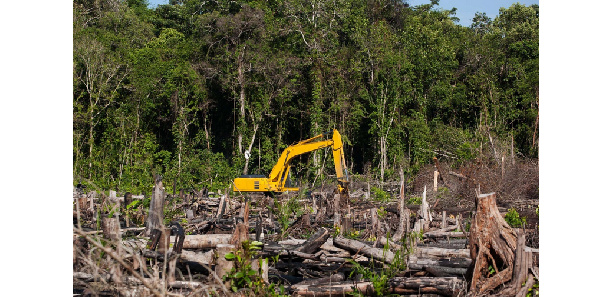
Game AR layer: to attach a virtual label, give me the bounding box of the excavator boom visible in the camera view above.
[233,129,349,193]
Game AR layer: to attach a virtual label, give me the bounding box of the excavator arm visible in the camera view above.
[233,129,349,193]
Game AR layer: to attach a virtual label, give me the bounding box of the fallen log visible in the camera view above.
[408,255,471,269]
[74,271,208,290]
[295,227,329,254]
[424,231,469,239]
[292,272,345,287]
[292,277,465,297]
[333,236,395,264]
[414,247,470,259]
[388,277,466,296]
[169,234,232,249]
[408,255,469,276]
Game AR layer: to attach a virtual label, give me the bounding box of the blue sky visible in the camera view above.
[147,0,539,27]
[408,0,539,27]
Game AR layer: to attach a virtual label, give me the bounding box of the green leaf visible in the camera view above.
[234,271,245,278]
[224,252,236,260]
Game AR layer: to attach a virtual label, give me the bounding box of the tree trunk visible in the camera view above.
[468,192,518,295]
[392,174,405,241]
[145,177,166,236]
[243,122,259,175]
[333,236,394,264]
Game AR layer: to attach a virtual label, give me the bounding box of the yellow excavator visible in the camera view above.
[233,129,350,194]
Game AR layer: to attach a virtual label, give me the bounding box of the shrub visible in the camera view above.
[505,208,526,228]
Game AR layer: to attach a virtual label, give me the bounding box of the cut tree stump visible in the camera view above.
[102,217,120,241]
[468,192,518,295]
[145,176,166,236]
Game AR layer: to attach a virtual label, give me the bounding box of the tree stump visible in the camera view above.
[215,244,236,289]
[145,176,166,236]
[468,192,518,295]
[102,217,120,241]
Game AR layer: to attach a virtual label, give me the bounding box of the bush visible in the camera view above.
[504,208,526,228]
[371,186,391,202]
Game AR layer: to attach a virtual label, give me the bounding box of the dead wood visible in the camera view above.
[229,222,249,248]
[145,176,166,236]
[333,236,395,264]
[292,277,465,297]
[424,231,469,239]
[468,192,518,296]
[295,227,329,254]
[101,217,120,241]
[492,229,536,297]
[293,272,345,287]
[168,234,232,249]
[415,247,470,259]
[388,277,466,296]
[215,244,236,289]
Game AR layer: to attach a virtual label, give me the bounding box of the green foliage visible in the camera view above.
[271,195,303,238]
[223,240,263,293]
[371,186,391,203]
[223,240,289,296]
[348,238,406,296]
[73,0,538,191]
[505,208,527,228]
[406,196,422,205]
[525,280,539,297]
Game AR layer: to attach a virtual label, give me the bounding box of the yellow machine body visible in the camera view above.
[233,129,349,193]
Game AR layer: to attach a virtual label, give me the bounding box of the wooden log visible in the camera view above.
[423,231,469,239]
[145,176,166,236]
[333,236,394,264]
[434,170,439,192]
[293,277,465,297]
[388,276,466,296]
[74,271,208,289]
[469,192,518,295]
[296,227,329,254]
[293,272,345,287]
[168,234,232,249]
[408,255,471,270]
[415,247,470,259]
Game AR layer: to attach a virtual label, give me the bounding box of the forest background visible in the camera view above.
[0,0,596,295]
[73,0,539,196]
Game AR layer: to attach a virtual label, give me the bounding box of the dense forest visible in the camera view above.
[73,0,539,195]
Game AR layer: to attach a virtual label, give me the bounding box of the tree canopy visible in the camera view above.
[73,0,539,194]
